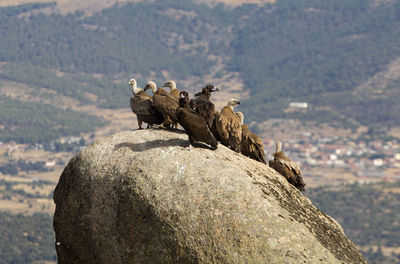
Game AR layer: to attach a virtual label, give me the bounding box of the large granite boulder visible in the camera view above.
[53,129,366,263]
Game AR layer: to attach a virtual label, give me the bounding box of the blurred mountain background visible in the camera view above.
[0,0,399,263]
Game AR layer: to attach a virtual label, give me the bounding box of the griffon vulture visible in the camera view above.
[236,112,266,163]
[215,99,242,152]
[144,81,179,129]
[269,141,306,192]
[129,78,163,129]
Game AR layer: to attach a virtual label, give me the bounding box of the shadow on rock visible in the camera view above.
[114,138,188,152]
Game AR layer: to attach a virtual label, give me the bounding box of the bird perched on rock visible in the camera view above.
[269,141,306,192]
[177,91,218,150]
[129,78,164,129]
[216,99,242,152]
[236,112,266,163]
[189,84,219,129]
[144,81,179,129]
[190,84,219,109]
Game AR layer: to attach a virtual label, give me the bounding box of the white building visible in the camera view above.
[373,159,384,167]
[289,102,308,109]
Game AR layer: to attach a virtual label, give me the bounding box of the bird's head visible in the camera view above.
[144,81,157,93]
[129,78,136,87]
[179,91,188,99]
[228,98,240,107]
[179,91,189,106]
[162,80,177,90]
[204,84,219,92]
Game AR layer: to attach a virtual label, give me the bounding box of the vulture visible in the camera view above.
[269,141,306,192]
[129,78,163,129]
[177,91,218,150]
[161,80,179,101]
[144,81,179,129]
[215,99,242,152]
[236,112,266,163]
[189,84,219,129]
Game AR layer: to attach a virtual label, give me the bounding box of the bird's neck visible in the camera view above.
[274,151,284,159]
[202,90,211,100]
[132,84,142,95]
[179,98,189,108]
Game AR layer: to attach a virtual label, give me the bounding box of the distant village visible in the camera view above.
[1,100,399,183]
[265,133,400,182]
[1,129,400,183]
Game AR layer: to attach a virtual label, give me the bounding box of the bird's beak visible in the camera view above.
[236,100,241,105]
[180,94,185,99]
[212,87,219,92]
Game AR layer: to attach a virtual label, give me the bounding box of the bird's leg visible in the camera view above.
[164,116,173,129]
[185,135,196,150]
[138,119,143,130]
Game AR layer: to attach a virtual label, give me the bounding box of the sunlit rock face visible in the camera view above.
[53,129,366,264]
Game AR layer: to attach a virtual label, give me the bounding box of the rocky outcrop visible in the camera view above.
[53,129,366,264]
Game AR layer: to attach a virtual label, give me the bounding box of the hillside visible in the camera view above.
[307,181,400,264]
[229,0,400,132]
[0,0,399,145]
[0,1,399,263]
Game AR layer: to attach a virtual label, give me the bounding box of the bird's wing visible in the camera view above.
[196,99,215,127]
[130,94,154,115]
[217,107,242,140]
[153,93,179,121]
[247,132,266,163]
[279,157,302,176]
[177,107,217,147]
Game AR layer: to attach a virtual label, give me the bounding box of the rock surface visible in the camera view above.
[53,129,366,264]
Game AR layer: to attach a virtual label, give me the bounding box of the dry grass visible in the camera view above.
[13,183,54,196]
[258,119,360,143]
[0,198,55,214]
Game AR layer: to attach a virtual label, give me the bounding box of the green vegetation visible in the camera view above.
[0,1,228,78]
[307,181,400,264]
[0,160,52,176]
[0,178,53,199]
[0,63,130,108]
[2,0,399,135]
[0,212,56,264]
[229,0,400,129]
[0,97,107,144]
[1,0,400,131]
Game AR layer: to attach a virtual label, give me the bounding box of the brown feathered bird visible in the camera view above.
[177,91,218,150]
[129,78,164,129]
[189,84,219,128]
[269,141,306,192]
[144,81,179,129]
[216,99,242,152]
[236,112,266,163]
